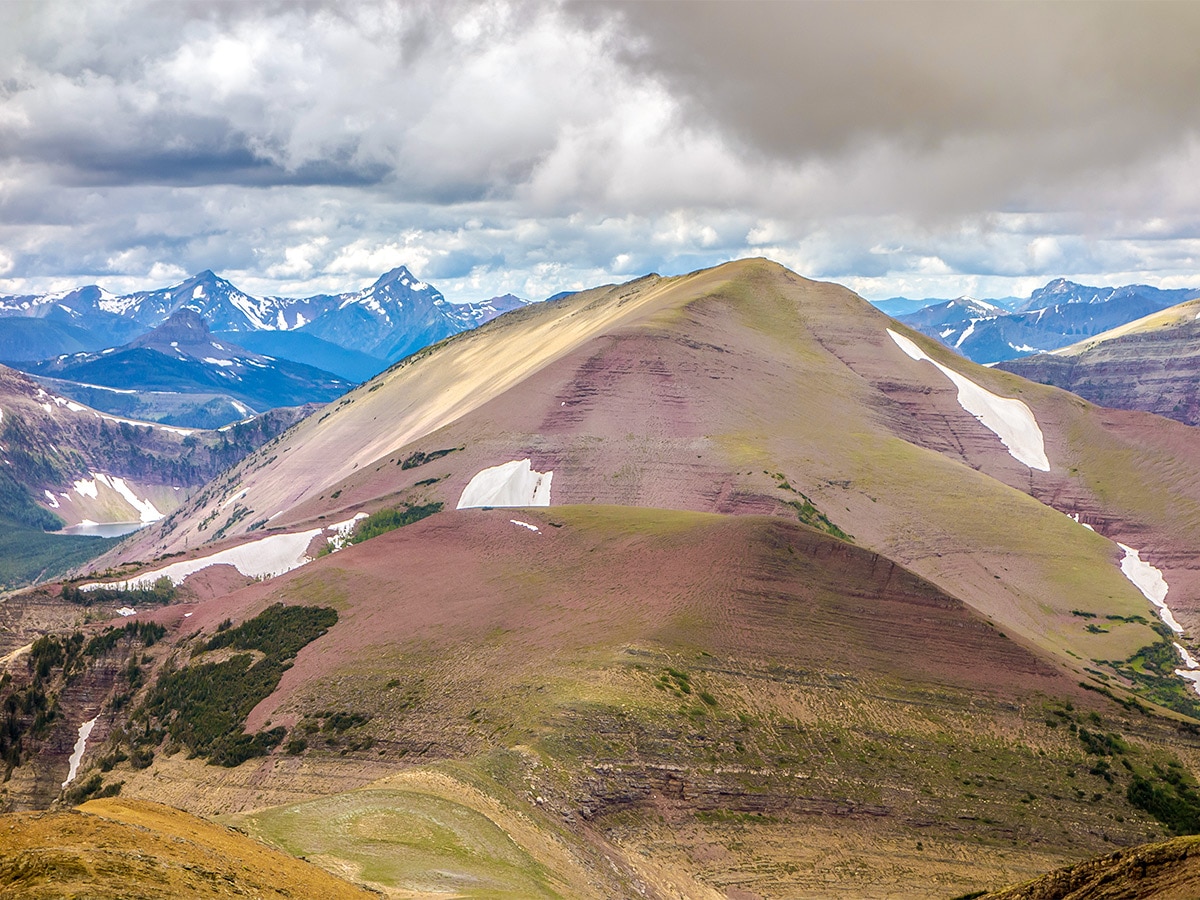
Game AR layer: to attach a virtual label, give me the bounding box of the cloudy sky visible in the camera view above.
[2,1,1199,303]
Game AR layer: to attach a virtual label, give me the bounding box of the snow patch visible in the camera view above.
[203,357,236,367]
[510,519,541,533]
[108,476,164,522]
[954,319,977,348]
[116,607,137,617]
[80,528,326,592]
[62,716,98,788]
[1118,543,1181,633]
[81,515,369,593]
[887,329,1051,471]
[43,490,59,509]
[73,477,99,499]
[325,512,369,551]
[457,459,553,509]
[1175,643,1199,670]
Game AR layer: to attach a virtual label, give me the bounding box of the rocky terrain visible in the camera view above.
[999,297,1200,426]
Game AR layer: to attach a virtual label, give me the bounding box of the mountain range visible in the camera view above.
[890,278,1200,364]
[998,293,1200,426]
[24,310,352,429]
[0,266,529,376]
[5,260,1200,897]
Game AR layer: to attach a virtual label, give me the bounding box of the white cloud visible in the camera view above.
[0,1,1197,303]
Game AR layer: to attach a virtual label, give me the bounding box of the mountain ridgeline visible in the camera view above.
[0,266,529,375]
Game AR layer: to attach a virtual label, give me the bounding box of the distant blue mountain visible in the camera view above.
[0,267,531,375]
[894,280,1200,364]
[25,310,351,428]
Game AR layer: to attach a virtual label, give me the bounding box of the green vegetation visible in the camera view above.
[1041,700,1200,836]
[352,502,443,542]
[61,576,177,608]
[127,604,336,767]
[399,447,459,469]
[0,522,117,591]
[246,788,565,898]
[770,472,853,541]
[1096,636,1200,719]
[320,502,445,557]
[1128,764,1200,835]
[63,772,123,805]
[203,603,337,658]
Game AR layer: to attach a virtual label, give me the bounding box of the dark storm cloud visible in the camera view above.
[0,1,1197,301]
[588,2,1200,166]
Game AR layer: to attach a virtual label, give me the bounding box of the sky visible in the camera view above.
[2,0,1199,303]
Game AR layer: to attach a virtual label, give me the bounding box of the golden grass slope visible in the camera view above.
[983,833,1200,899]
[100,507,1200,899]
[0,797,373,899]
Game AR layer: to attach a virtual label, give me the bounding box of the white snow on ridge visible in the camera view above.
[887,328,1051,471]
[1118,543,1181,633]
[62,716,98,788]
[457,459,553,509]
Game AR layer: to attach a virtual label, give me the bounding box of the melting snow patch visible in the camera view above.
[457,459,553,509]
[1177,668,1200,698]
[62,716,98,788]
[43,490,59,509]
[510,519,541,533]
[80,528,325,592]
[108,475,164,522]
[887,328,1050,471]
[116,607,137,617]
[1175,643,1200,670]
[325,512,368,552]
[1118,543,1181,633]
[73,477,99,499]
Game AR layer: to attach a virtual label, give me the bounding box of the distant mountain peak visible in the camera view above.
[136,308,211,346]
[369,265,432,294]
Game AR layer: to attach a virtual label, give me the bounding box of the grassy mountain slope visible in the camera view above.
[56,507,1200,897]
[0,797,373,899]
[17,259,1200,896]
[107,260,1200,697]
